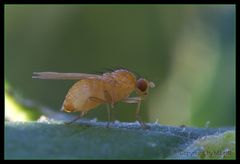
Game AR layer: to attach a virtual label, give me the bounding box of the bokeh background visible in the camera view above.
[5,5,235,128]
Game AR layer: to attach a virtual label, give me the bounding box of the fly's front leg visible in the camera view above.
[122,97,149,129]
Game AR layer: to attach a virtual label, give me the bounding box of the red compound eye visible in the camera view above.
[137,79,148,92]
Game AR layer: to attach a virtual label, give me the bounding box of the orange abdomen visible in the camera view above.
[62,70,136,113]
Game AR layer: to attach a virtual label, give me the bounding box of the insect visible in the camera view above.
[32,69,155,128]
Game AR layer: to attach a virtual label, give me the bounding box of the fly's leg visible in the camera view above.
[89,92,114,128]
[65,96,106,125]
[106,103,111,127]
[89,97,106,103]
[104,90,114,108]
[122,97,149,129]
[103,90,114,127]
[89,96,110,127]
[65,111,85,125]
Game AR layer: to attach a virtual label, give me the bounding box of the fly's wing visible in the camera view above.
[32,72,101,80]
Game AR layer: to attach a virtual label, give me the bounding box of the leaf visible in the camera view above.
[4,121,235,159]
[5,81,42,121]
[169,130,235,159]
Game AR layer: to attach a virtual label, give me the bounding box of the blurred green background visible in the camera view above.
[5,5,235,128]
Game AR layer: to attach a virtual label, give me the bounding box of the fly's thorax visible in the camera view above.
[101,69,136,102]
[111,69,136,88]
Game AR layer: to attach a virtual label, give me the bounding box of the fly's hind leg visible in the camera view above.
[65,111,85,125]
[65,96,104,125]
[122,97,149,129]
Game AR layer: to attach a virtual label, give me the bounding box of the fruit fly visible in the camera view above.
[32,69,155,128]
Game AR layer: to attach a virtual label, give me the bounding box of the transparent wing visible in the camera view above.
[32,72,101,80]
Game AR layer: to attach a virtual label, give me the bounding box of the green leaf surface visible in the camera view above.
[170,130,235,159]
[5,121,235,159]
